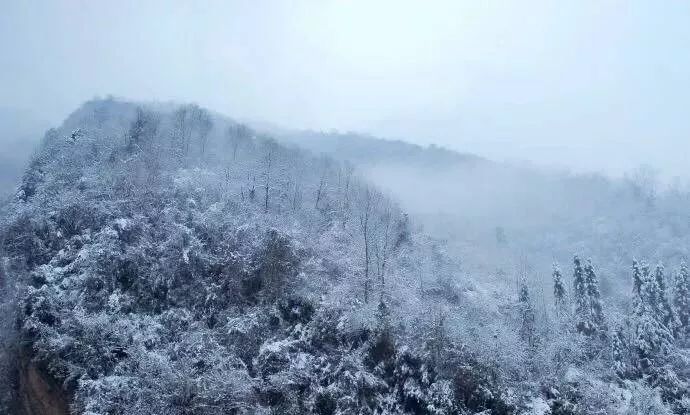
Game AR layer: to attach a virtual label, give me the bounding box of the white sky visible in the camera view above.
[1,1,689,178]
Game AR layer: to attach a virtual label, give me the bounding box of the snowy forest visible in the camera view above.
[0,98,688,415]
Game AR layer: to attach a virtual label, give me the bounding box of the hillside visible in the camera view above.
[269,128,690,307]
[0,99,511,414]
[0,99,688,414]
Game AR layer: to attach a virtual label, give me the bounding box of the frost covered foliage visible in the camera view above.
[0,99,516,414]
[0,99,687,414]
[276,129,690,308]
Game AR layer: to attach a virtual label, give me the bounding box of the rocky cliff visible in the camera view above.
[17,353,69,415]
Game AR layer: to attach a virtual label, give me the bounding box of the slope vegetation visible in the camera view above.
[0,99,512,414]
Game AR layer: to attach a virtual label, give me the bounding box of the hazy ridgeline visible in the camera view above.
[0,99,688,414]
[274,128,690,302]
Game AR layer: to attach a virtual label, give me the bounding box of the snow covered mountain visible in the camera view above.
[0,99,688,414]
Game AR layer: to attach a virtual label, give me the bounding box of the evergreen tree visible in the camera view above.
[654,263,667,296]
[673,261,690,339]
[519,278,536,347]
[633,261,674,372]
[635,261,652,316]
[611,326,628,378]
[573,255,589,334]
[584,259,606,335]
[634,313,673,372]
[552,262,567,316]
[653,263,679,336]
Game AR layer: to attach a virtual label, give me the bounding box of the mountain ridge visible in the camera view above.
[1,99,511,414]
[0,98,688,414]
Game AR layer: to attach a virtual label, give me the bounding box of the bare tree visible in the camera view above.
[227,124,252,161]
[315,159,329,210]
[373,198,393,289]
[248,174,256,201]
[172,105,192,159]
[196,109,213,156]
[355,185,399,301]
[627,164,658,208]
[290,163,304,212]
[171,104,213,161]
[359,185,373,304]
[127,107,159,153]
[340,164,354,228]
[262,142,277,213]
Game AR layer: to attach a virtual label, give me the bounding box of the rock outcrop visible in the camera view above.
[18,354,69,415]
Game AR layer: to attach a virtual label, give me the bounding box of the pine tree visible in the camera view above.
[654,263,667,295]
[634,312,673,372]
[633,261,674,372]
[673,261,690,338]
[519,278,536,347]
[552,262,567,317]
[653,263,679,336]
[635,261,652,316]
[573,255,589,334]
[611,326,628,378]
[584,259,606,335]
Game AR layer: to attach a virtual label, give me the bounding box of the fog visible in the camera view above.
[2,4,690,410]
[2,1,690,179]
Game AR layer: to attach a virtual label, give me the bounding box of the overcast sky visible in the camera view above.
[2,1,689,178]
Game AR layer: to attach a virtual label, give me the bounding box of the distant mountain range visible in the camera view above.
[252,122,486,170]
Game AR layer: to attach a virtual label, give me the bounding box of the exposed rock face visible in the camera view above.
[18,355,69,415]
